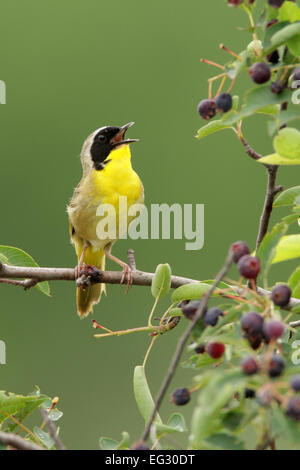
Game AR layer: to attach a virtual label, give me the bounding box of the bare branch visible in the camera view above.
[40,409,66,450]
[0,430,44,450]
[141,248,235,443]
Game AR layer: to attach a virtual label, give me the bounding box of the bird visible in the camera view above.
[67,122,144,318]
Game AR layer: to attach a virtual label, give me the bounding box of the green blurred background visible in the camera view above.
[0,0,299,449]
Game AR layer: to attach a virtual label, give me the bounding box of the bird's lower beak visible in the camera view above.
[111,122,139,147]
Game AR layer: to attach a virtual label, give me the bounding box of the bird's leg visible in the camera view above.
[75,244,88,279]
[104,246,133,292]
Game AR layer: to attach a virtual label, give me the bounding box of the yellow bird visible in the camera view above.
[67,122,144,318]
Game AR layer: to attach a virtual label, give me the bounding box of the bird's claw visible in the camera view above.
[120,264,133,293]
[75,264,102,289]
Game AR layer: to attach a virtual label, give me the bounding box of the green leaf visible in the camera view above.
[279,2,300,23]
[258,153,300,165]
[274,127,300,160]
[287,34,300,57]
[133,366,162,425]
[273,235,300,263]
[270,22,300,51]
[166,413,187,433]
[99,437,119,450]
[268,107,300,136]
[0,390,48,426]
[257,222,288,283]
[33,427,54,449]
[292,280,300,299]
[289,266,300,290]
[274,186,300,207]
[171,282,218,303]
[203,433,245,450]
[272,405,300,446]
[196,119,233,140]
[0,246,50,296]
[151,263,171,299]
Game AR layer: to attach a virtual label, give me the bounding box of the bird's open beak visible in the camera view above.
[110,122,139,147]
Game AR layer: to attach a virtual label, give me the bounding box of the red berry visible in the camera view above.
[286,396,300,421]
[242,356,259,375]
[241,312,264,336]
[204,307,224,327]
[231,241,250,263]
[238,255,261,279]
[171,388,191,406]
[207,342,225,359]
[197,99,217,120]
[268,355,285,378]
[249,63,271,84]
[263,320,285,341]
[290,375,300,392]
[271,284,291,307]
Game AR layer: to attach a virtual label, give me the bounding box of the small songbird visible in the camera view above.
[67,122,144,318]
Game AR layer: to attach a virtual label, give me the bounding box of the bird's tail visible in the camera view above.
[76,246,106,318]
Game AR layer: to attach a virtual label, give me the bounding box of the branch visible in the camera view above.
[40,409,66,450]
[0,257,299,311]
[140,247,235,443]
[0,430,44,450]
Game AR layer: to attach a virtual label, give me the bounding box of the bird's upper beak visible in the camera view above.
[110,122,139,147]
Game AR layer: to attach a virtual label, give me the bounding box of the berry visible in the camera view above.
[241,312,264,336]
[257,389,273,407]
[228,0,243,5]
[270,80,285,94]
[247,334,263,350]
[181,300,202,320]
[293,66,300,82]
[197,99,216,120]
[204,307,224,327]
[207,342,225,359]
[238,255,261,279]
[263,320,285,341]
[266,19,278,29]
[215,93,233,113]
[231,241,250,263]
[271,284,291,307]
[290,375,300,392]
[249,63,271,84]
[171,388,191,406]
[267,50,279,64]
[286,397,300,421]
[268,355,285,378]
[131,441,150,450]
[244,388,256,399]
[268,0,285,8]
[242,356,259,375]
[195,344,205,354]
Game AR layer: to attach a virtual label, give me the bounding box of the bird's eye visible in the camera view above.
[98,134,106,143]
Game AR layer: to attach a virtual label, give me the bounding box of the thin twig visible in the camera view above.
[140,247,235,443]
[40,409,66,450]
[0,430,44,450]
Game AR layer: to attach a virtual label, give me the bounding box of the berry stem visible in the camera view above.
[219,44,242,62]
[143,336,158,368]
[214,75,227,99]
[200,58,225,70]
[242,5,260,55]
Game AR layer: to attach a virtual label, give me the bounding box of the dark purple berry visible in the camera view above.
[263,320,285,341]
[244,388,256,398]
[247,334,263,350]
[241,312,264,336]
[197,99,217,120]
[231,241,250,263]
[242,356,259,375]
[286,396,300,421]
[131,441,150,450]
[290,375,300,392]
[195,344,205,354]
[204,307,224,327]
[207,342,225,359]
[293,66,300,82]
[267,50,279,64]
[238,255,261,279]
[271,284,291,307]
[181,300,202,320]
[171,388,191,406]
[249,63,271,84]
[270,80,285,94]
[268,0,285,8]
[268,355,285,378]
[215,93,233,113]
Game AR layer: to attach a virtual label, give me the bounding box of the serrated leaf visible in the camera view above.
[171,283,218,303]
[133,366,162,425]
[257,222,288,283]
[0,246,50,296]
[33,427,54,449]
[151,263,171,299]
[274,186,300,207]
[273,235,300,263]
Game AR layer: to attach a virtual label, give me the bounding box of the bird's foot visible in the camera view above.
[120,264,133,293]
[75,264,102,289]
